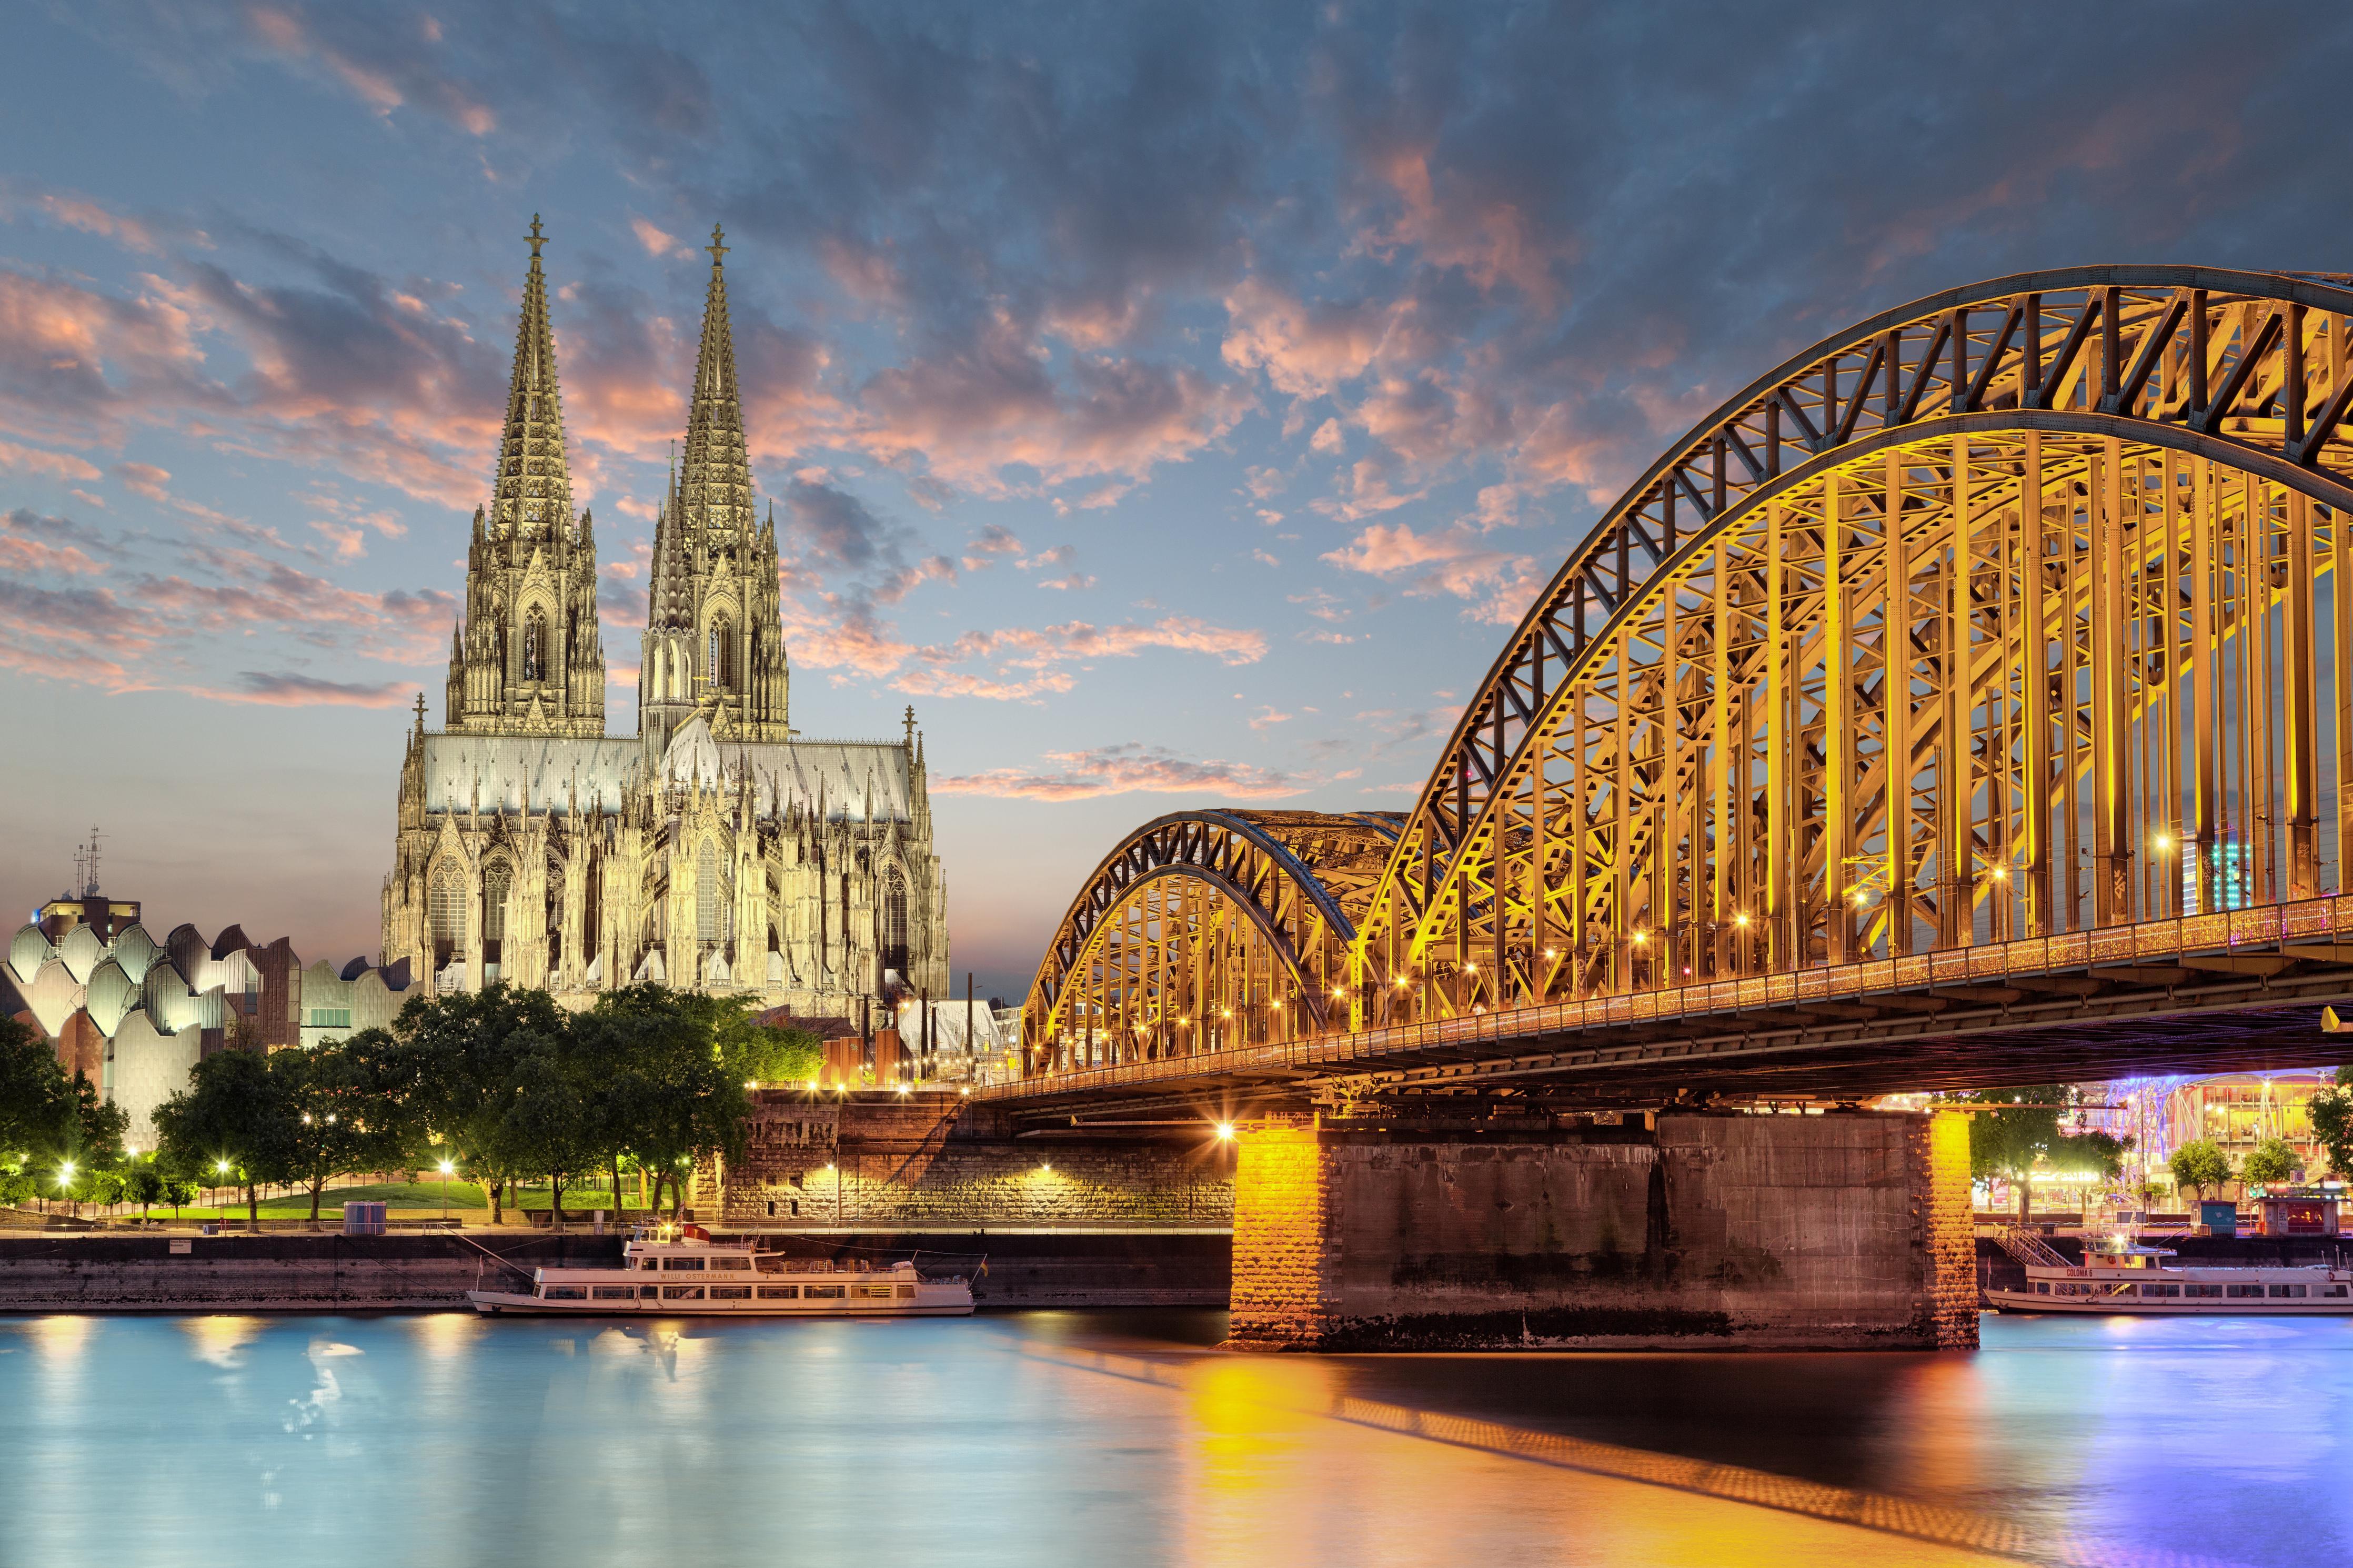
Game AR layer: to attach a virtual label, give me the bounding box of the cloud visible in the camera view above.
[0,439,102,483]
[932,743,1303,802]
[209,670,416,706]
[1322,521,1542,626]
[114,460,172,501]
[629,216,683,257]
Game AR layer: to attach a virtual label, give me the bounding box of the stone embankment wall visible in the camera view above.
[1228,1109,1977,1352]
[0,1233,620,1311]
[716,1090,1235,1228]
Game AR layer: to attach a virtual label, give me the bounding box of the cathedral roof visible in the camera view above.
[657,715,914,821]
[417,720,916,822]
[419,733,639,816]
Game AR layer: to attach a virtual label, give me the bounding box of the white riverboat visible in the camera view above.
[466,1229,977,1318]
[1986,1233,2353,1316]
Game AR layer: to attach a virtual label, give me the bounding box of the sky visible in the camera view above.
[3,2,2349,1002]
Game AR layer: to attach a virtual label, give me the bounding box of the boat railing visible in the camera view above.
[1987,1223,2070,1269]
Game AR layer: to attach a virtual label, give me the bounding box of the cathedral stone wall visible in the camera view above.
[711,1091,1236,1228]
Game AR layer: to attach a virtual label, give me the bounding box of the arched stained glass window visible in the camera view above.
[708,619,734,689]
[523,612,546,680]
[430,864,465,970]
[883,865,909,974]
[482,861,512,981]
[696,841,724,946]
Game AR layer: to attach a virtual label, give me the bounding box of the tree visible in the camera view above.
[2240,1135,2300,1188]
[2169,1139,2233,1201]
[0,1016,127,1205]
[496,1032,602,1232]
[2309,1067,2353,1181]
[273,1039,430,1225]
[153,1047,293,1224]
[584,986,750,1218]
[126,1163,165,1221]
[388,984,571,1225]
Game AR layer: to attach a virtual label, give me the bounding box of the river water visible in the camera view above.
[0,1309,2341,1568]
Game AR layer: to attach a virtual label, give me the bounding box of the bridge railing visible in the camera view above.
[1000,894,2353,1099]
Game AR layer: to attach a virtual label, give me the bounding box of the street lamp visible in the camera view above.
[438,1159,455,1222]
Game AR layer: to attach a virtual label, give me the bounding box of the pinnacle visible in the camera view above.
[489,216,575,540]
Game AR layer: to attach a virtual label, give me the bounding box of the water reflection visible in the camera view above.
[0,1310,2338,1567]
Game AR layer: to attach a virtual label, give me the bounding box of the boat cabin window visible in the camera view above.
[897,1284,916,1299]
[542,1286,587,1300]
[639,1285,659,1299]
[758,1286,798,1300]
[662,1285,706,1300]
[710,1285,752,1300]
[2227,1283,2265,1297]
[710,1257,750,1271]
[2328,1285,2350,1297]
[2104,1283,2137,1297]
[2034,1282,2050,1294]
[593,1286,635,1300]
[2143,1283,2181,1298]
[805,1283,846,1300]
[2188,1284,2224,1298]
[2270,1284,2309,1299]
[856,1283,894,1300]
[665,1257,706,1272]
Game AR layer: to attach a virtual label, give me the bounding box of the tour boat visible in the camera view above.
[466,1229,977,1317]
[1986,1234,2353,1315]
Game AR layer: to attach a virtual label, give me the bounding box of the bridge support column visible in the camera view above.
[1227,1109,1976,1352]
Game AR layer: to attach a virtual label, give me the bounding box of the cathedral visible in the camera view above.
[380,220,949,1010]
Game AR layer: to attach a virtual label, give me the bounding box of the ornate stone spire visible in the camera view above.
[676,224,752,542]
[490,215,575,539]
[444,217,606,738]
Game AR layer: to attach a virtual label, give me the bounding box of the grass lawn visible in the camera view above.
[109,1179,654,1221]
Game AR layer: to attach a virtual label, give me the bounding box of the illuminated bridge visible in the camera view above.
[1001,266,2353,1120]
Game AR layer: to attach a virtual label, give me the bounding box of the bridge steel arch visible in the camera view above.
[1022,810,1399,1070]
[1350,265,2353,1028]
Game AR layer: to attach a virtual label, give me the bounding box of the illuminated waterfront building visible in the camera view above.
[379,221,948,1008]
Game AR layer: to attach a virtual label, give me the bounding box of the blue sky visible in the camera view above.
[2,3,2346,999]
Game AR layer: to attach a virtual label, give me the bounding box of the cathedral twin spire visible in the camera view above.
[444,217,789,749]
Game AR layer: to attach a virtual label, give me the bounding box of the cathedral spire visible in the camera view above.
[677,224,752,542]
[489,215,575,539]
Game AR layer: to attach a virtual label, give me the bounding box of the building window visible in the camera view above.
[696,841,726,948]
[483,861,511,977]
[522,612,546,681]
[430,865,466,971]
[305,1009,353,1030]
[883,866,909,974]
[708,619,734,689]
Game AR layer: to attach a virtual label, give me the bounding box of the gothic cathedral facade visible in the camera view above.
[381,221,949,1009]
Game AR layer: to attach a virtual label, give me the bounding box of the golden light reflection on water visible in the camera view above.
[179,1314,263,1369]
[1039,1347,2084,1568]
[23,1314,95,1365]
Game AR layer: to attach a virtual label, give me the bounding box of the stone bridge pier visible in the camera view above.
[1228,1109,1976,1352]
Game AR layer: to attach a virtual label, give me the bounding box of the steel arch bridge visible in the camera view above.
[1023,810,1401,1064]
[1016,266,2353,1101]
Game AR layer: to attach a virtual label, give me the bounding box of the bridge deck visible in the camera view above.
[986,899,2353,1114]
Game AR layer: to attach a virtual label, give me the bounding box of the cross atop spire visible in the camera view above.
[527,214,547,258]
[707,223,727,265]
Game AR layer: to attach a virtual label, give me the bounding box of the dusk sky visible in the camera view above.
[3,3,2346,1000]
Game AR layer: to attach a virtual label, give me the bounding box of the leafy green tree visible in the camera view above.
[386,984,570,1224]
[153,1047,292,1224]
[2169,1138,2233,1201]
[1,1016,128,1209]
[2308,1067,2353,1181]
[2240,1134,2300,1188]
[126,1163,166,1221]
[1963,1085,2125,1221]
[585,986,750,1218]
[276,1038,431,1224]
[496,1033,602,1231]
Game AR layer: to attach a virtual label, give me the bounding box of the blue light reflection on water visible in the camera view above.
[0,1309,2343,1568]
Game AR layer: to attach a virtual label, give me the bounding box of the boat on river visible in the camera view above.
[1986,1232,2353,1315]
[466,1229,977,1317]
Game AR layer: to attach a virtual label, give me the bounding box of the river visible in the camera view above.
[0,1309,2340,1567]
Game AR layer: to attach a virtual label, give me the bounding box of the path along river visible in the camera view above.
[0,1309,2342,1568]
